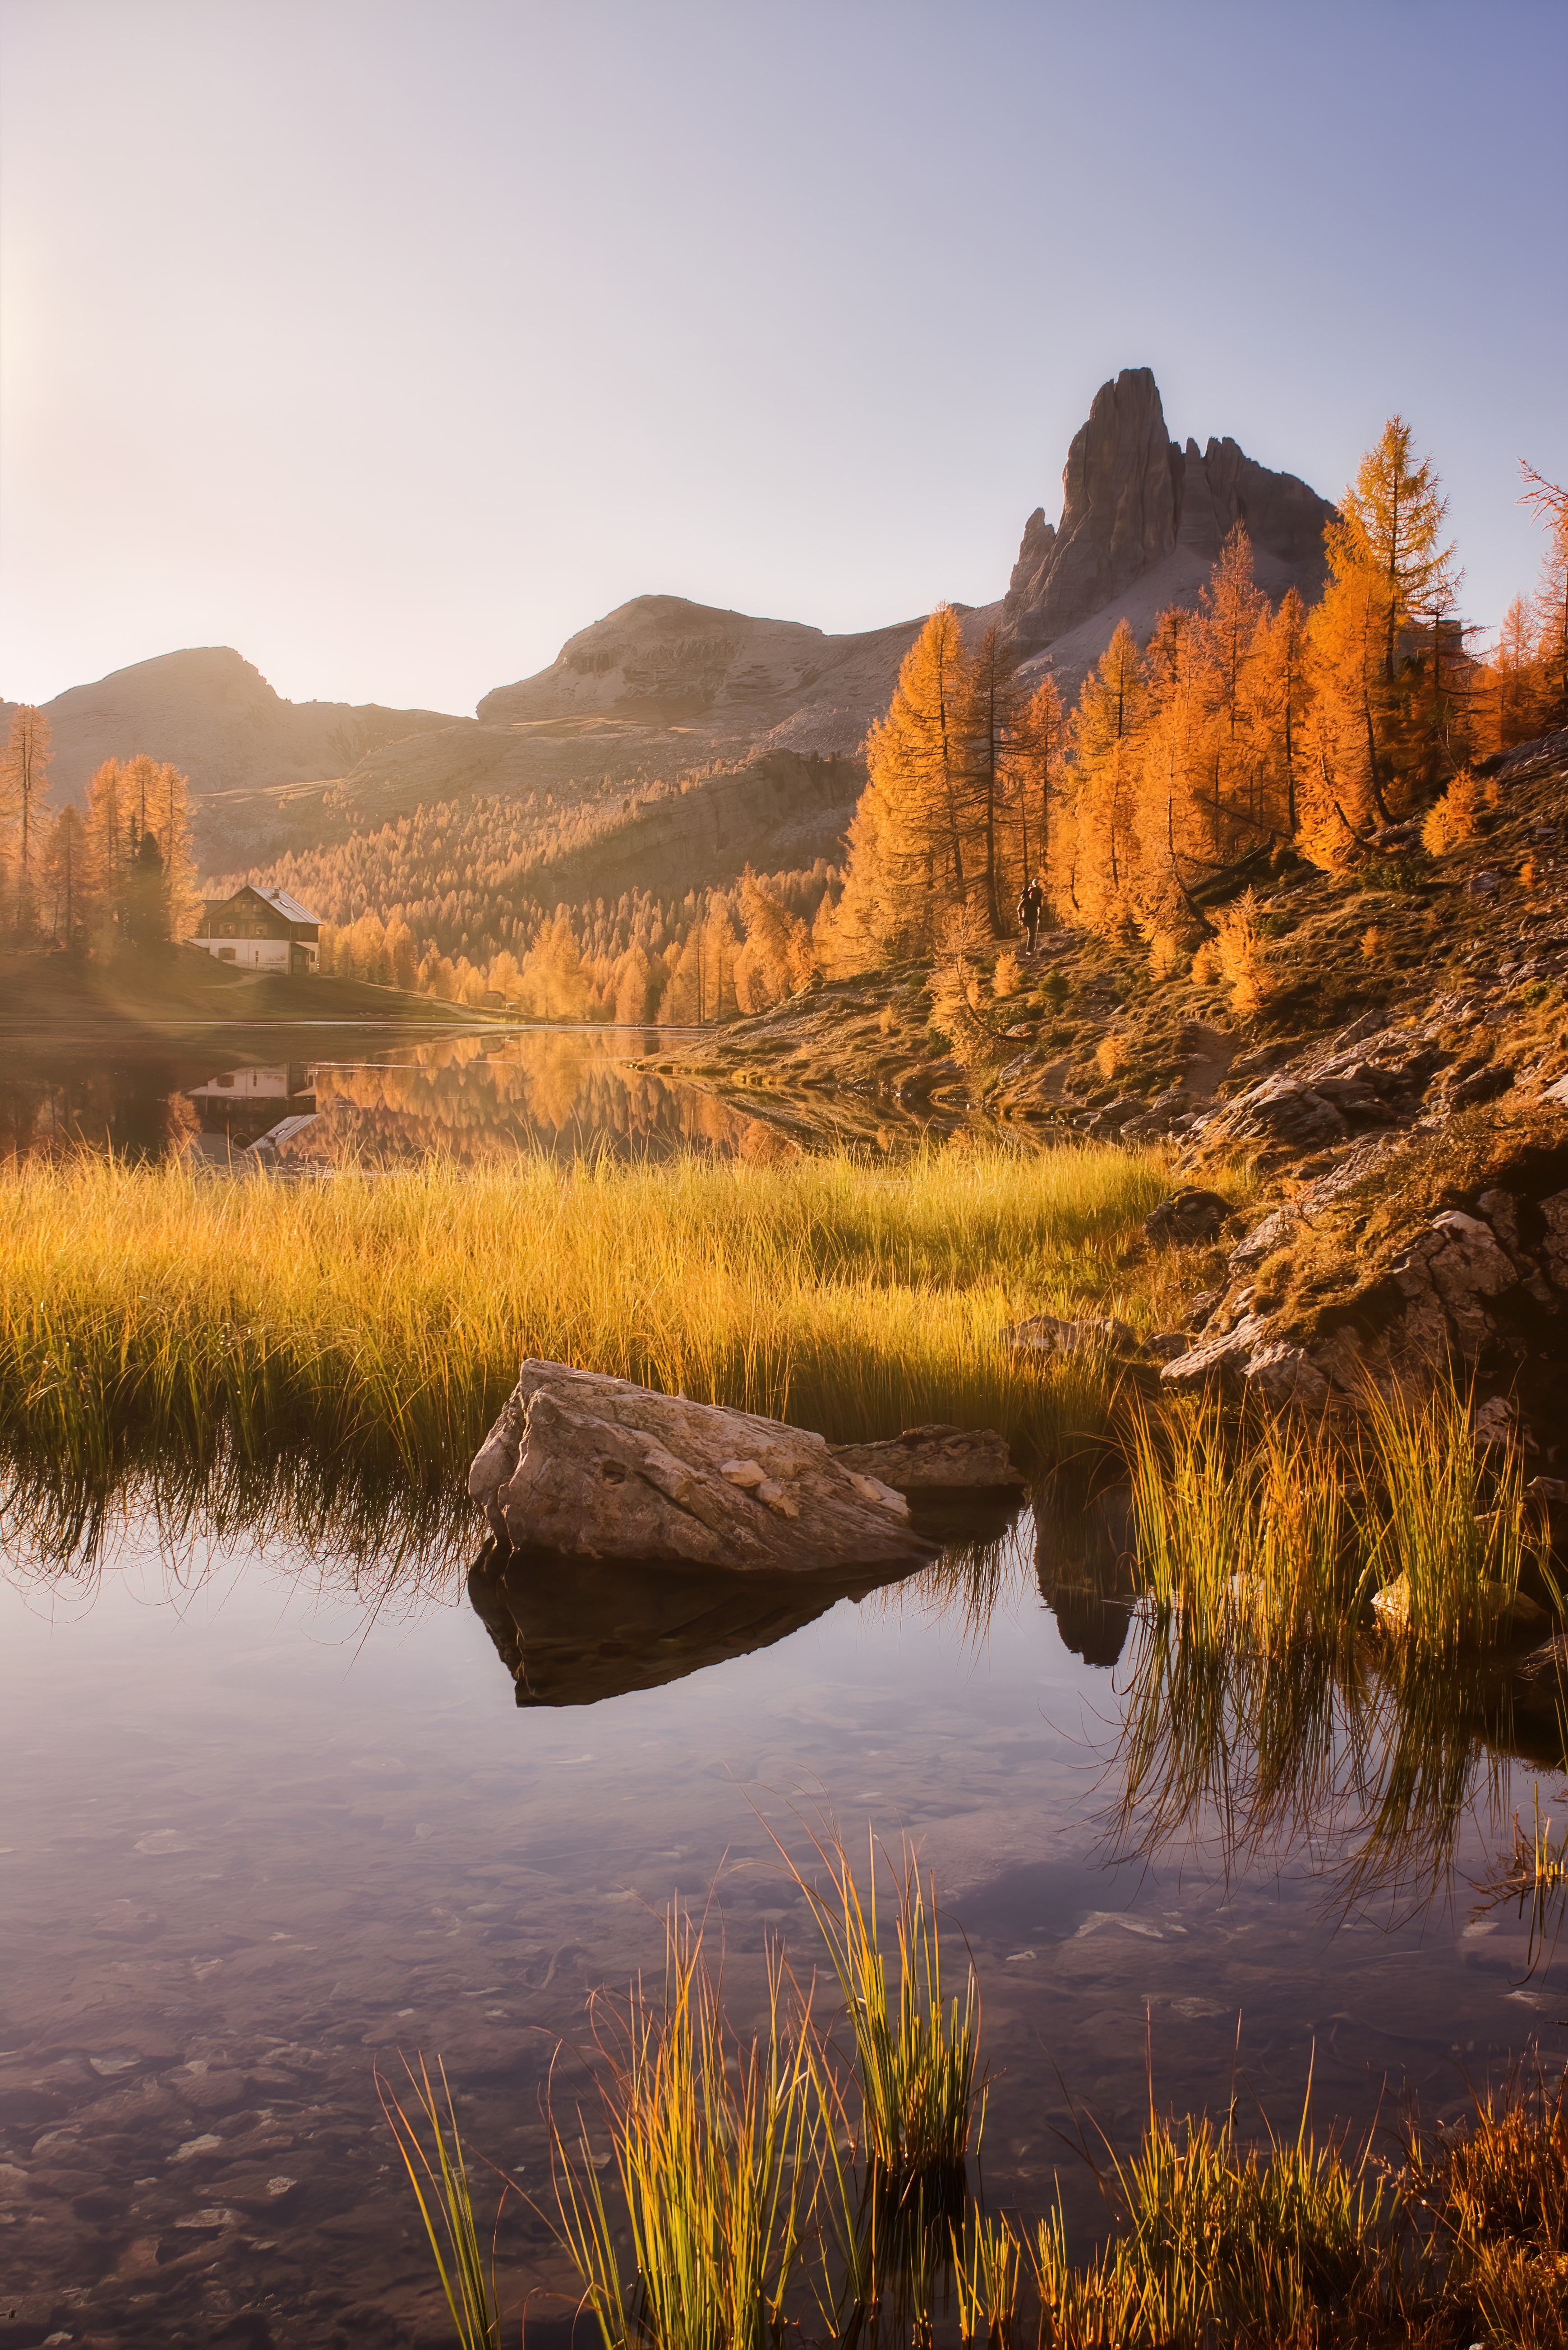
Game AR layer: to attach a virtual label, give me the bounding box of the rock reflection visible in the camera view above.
[467,1537,902,1707]
[1033,1480,1135,1669]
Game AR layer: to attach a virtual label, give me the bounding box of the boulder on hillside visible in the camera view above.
[469,1362,941,1573]
[1214,1077,1350,1151]
[1143,1188,1232,1245]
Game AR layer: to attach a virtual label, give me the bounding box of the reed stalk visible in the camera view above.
[377,2055,502,2350]
[774,1827,982,2185]
[952,2207,1022,2347]
[545,1912,817,2350]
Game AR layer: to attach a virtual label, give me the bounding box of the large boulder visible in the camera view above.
[468,1361,941,1573]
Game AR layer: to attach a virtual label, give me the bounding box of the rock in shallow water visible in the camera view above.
[468,1361,943,1572]
[829,1424,1023,1492]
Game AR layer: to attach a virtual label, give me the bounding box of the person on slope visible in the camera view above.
[1018,875,1045,956]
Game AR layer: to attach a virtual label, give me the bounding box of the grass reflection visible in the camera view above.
[1103,1604,1544,1924]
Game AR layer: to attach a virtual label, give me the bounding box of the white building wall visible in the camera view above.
[199,938,291,969]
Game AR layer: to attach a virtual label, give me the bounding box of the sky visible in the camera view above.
[2,0,1565,718]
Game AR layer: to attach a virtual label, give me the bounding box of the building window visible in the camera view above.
[218,948,236,962]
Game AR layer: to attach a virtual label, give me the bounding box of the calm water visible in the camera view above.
[2,1492,1563,2349]
[2,1026,955,1167]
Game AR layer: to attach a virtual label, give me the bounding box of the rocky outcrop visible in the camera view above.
[1004,369,1181,652]
[1003,368,1336,658]
[1003,1312,1139,1359]
[1156,1127,1568,1444]
[468,1361,942,1572]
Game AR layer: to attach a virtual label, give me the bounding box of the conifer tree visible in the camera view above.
[84,759,129,942]
[956,621,1019,933]
[1256,587,1311,834]
[1008,672,1064,908]
[0,705,52,939]
[1334,417,1461,687]
[1520,463,1568,728]
[1296,420,1464,840]
[1486,596,1541,751]
[830,604,971,967]
[1066,619,1145,931]
[42,805,87,946]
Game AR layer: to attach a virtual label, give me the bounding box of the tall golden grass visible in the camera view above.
[547,1915,817,2350]
[0,1143,1170,1491]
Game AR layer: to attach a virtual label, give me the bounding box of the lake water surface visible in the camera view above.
[3,1025,949,1168]
[4,1025,1565,2345]
[2,1492,1563,2348]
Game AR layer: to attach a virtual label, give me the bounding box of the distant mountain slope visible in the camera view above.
[23,647,467,867]
[18,368,1339,878]
[477,595,927,754]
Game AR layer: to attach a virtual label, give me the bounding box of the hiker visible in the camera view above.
[1018,874,1045,955]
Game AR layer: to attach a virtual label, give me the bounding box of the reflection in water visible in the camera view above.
[1,1062,201,1161]
[0,1440,478,1586]
[5,1029,973,1167]
[3,1467,1567,2347]
[1105,1605,1565,1926]
[1033,1480,1135,1669]
[468,1539,897,1707]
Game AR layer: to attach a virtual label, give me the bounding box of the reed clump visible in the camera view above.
[1034,2087,1398,2349]
[1359,1382,1538,1654]
[1400,2066,1568,2350]
[1127,1396,1351,1652]
[1125,1384,1551,1664]
[389,1869,1568,2350]
[547,1914,817,2350]
[0,1143,1168,1511]
[775,1827,982,2185]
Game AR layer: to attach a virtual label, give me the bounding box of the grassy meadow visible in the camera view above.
[0,1142,1177,1503]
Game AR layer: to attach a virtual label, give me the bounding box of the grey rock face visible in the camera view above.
[1002,368,1337,656]
[1218,1077,1350,1151]
[1004,368,1179,651]
[1391,1210,1521,1356]
[469,1361,936,1573]
[1241,1340,1331,1410]
[1229,1206,1300,1270]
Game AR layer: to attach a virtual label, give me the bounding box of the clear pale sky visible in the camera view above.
[3,0,1564,717]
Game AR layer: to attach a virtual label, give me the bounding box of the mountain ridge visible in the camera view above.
[9,369,1338,872]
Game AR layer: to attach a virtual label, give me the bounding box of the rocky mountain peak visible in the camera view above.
[1003,368,1336,657]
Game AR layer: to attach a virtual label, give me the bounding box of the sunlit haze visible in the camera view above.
[3,0,1565,714]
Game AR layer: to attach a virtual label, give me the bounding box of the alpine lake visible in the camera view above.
[2,1026,1565,2348]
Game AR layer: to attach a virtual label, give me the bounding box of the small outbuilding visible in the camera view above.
[194,885,322,976]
